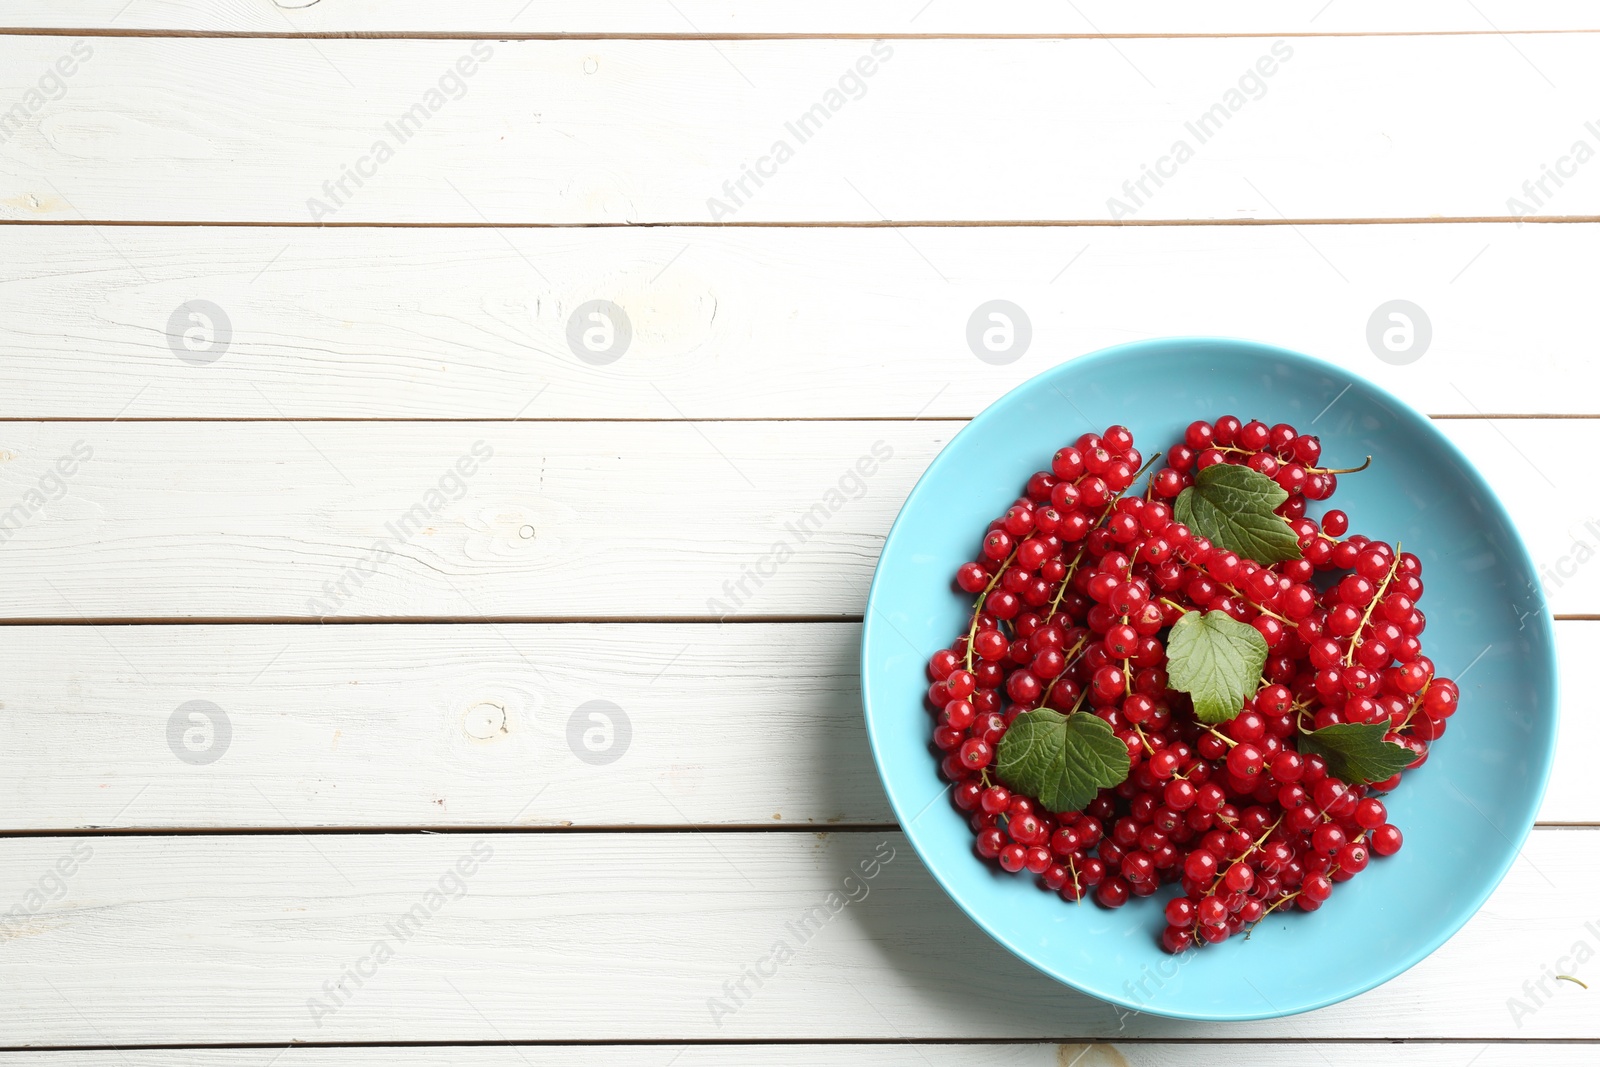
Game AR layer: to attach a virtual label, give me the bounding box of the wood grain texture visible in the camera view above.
[0,419,1586,618]
[0,621,1592,830]
[0,830,1590,1044]
[0,16,1591,1057]
[5,36,1600,223]
[0,421,924,619]
[1,0,1593,35]
[0,623,880,830]
[0,223,1590,418]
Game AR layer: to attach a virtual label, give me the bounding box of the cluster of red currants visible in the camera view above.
[925,418,1458,951]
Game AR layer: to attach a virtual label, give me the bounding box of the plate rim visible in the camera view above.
[859,335,1560,1022]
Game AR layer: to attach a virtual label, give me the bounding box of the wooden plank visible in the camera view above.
[0,420,929,619]
[4,36,1600,223]
[1,1,1594,35]
[1,223,1594,419]
[0,829,1591,1043]
[0,1046,1595,1067]
[0,623,884,830]
[0,419,1588,618]
[0,621,1591,830]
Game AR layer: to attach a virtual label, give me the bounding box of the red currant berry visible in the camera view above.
[1336,841,1370,875]
[1354,798,1387,829]
[1096,877,1131,908]
[1184,849,1219,883]
[1370,823,1404,856]
[1226,743,1266,780]
[982,530,1013,561]
[958,737,993,770]
[956,562,991,594]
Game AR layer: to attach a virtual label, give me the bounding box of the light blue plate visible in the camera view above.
[860,337,1557,1021]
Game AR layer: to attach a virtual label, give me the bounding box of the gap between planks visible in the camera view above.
[0,614,858,626]
[0,1038,1597,1053]
[0,615,1594,626]
[8,217,1600,228]
[0,823,1592,838]
[4,29,1600,41]
[2,415,1599,424]
[0,824,900,838]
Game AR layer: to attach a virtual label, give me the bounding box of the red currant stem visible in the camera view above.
[1068,854,1085,906]
[964,546,1018,671]
[1121,450,1165,500]
[1206,814,1283,896]
[1310,455,1372,476]
[1397,684,1430,731]
[1045,543,1092,623]
[1557,975,1590,989]
[1244,889,1302,939]
[1249,601,1297,627]
[1343,541,1403,667]
[1071,453,1167,574]
[1056,452,1166,608]
[1208,573,1299,628]
[1158,597,1188,616]
[1205,725,1239,748]
[1078,451,1169,539]
[1038,634,1089,706]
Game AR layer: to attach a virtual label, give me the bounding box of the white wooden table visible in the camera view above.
[1,4,1595,1063]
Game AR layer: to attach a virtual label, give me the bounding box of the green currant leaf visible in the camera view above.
[996,709,1130,815]
[1165,609,1269,724]
[1174,462,1304,565]
[1296,722,1415,786]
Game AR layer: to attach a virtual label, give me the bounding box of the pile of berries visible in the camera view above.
[926,418,1458,951]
